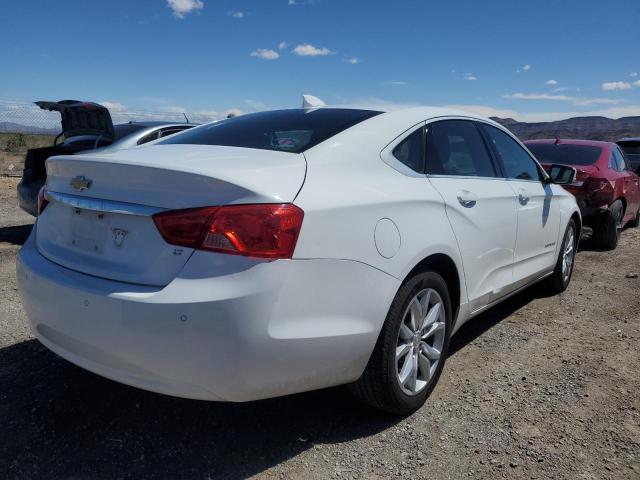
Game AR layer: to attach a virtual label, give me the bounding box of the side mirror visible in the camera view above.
[548,164,576,185]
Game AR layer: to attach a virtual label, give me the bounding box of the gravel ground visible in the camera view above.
[0,176,639,480]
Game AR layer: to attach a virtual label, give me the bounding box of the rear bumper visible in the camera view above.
[17,230,399,401]
[17,179,41,217]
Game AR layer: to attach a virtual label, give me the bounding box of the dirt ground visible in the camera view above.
[0,176,638,480]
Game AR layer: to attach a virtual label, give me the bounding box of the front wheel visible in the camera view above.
[544,219,577,294]
[349,271,452,415]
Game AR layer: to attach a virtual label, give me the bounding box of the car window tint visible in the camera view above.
[159,108,382,153]
[159,127,189,138]
[426,120,496,177]
[392,129,424,172]
[482,124,541,181]
[138,131,159,145]
[525,143,602,166]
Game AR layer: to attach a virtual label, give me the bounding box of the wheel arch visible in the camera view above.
[403,253,461,329]
[570,210,582,240]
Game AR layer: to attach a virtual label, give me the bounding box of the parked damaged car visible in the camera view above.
[17,100,195,216]
[525,139,640,250]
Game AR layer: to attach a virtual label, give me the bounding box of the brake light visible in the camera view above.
[153,204,304,259]
[37,187,49,215]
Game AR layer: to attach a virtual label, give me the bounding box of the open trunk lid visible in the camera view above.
[35,100,115,140]
[36,145,306,286]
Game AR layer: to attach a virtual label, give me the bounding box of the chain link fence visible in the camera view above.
[0,100,215,176]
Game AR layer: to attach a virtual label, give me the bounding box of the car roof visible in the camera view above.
[524,138,614,148]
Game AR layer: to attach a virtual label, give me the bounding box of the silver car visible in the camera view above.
[17,100,196,216]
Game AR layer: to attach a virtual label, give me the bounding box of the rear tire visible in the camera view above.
[594,200,623,250]
[630,207,640,228]
[544,219,577,294]
[349,271,452,416]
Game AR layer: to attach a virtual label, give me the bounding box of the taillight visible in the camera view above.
[153,204,304,259]
[37,187,49,215]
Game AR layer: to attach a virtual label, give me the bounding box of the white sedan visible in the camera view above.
[17,102,580,414]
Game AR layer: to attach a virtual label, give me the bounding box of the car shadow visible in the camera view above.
[0,285,548,479]
[449,284,553,356]
[0,224,32,246]
[0,339,400,479]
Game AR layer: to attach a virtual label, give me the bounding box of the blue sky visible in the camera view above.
[1,0,639,122]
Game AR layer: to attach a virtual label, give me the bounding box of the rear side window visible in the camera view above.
[159,108,382,153]
[426,120,496,177]
[482,125,541,181]
[392,129,424,172]
[611,148,627,171]
[526,143,602,166]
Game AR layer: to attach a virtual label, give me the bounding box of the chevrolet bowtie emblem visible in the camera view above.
[70,176,92,191]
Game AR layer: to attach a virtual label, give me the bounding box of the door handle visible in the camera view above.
[518,191,530,205]
[457,190,477,208]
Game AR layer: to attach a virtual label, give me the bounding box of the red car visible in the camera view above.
[525,139,640,249]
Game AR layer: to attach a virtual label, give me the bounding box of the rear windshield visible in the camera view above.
[618,141,640,155]
[525,143,602,166]
[158,108,382,153]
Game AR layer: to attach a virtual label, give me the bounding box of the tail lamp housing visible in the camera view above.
[153,203,304,259]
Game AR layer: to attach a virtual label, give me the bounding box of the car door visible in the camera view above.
[425,119,518,313]
[613,147,640,220]
[479,123,562,284]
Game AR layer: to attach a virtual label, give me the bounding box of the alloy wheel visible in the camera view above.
[562,228,575,283]
[396,288,446,395]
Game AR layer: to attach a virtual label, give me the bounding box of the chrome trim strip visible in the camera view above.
[469,270,553,317]
[45,191,166,216]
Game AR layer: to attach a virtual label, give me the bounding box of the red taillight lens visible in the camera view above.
[153,204,304,259]
[37,187,49,215]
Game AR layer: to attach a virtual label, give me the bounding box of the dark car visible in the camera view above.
[17,100,195,216]
[525,139,640,250]
[617,138,640,174]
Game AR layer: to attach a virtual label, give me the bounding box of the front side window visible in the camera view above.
[392,129,424,172]
[426,120,496,177]
[159,108,382,153]
[482,124,541,181]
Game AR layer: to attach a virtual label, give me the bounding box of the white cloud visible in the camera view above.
[230,11,244,18]
[602,81,632,91]
[292,43,334,57]
[167,0,204,19]
[244,99,267,111]
[99,101,127,112]
[630,72,638,77]
[384,81,407,86]
[504,92,622,106]
[224,108,243,118]
[278,41,287,50]
[445,104,640,122]
[522,64,531,71]
[345,57,360,64]
[545,79,558,86]
[634,80,640,88]
[463,73,477,81]
[505,93,574,101]
[250,48,279,60]
[551,87,568,93]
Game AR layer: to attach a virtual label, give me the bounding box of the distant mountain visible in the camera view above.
[0,122,58,135]
[491,116,640,142]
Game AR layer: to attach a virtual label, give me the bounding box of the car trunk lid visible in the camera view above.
[35,100,115,140]
[36,145,306,286]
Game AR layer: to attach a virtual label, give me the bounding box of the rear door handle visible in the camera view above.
[457,190,477,208]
